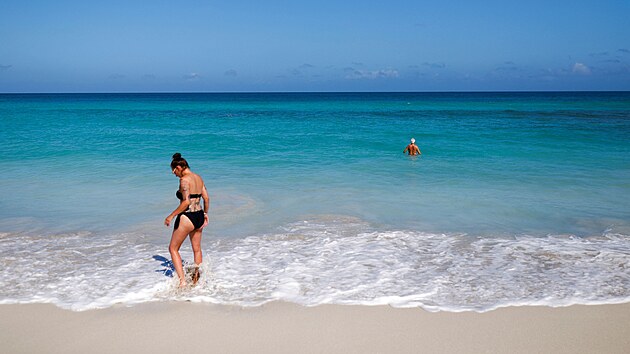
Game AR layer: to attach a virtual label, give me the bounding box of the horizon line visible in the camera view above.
[1,89,629,95]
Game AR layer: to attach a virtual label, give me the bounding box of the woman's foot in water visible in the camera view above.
[178,278,187,288]
[192,267,201,285]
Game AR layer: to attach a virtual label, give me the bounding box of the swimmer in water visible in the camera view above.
[403,138,421,156]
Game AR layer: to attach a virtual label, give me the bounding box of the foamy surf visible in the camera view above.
[1,216,629,312]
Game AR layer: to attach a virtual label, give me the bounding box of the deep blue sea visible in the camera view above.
[1,92,629,311]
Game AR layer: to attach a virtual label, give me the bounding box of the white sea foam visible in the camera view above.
[1,216,629,312]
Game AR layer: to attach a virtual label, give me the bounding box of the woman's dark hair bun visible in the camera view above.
[170,152,189,169]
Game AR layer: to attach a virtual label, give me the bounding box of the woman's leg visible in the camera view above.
[189,229,203,284]
[189,229,203,265]
[169,215,194,286]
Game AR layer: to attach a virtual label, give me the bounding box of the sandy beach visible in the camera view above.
[1,302,629,354]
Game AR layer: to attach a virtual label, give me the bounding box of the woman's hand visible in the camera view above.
[201,213,209,229]
[164,215,173,227]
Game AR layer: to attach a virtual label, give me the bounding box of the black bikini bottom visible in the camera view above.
[174,210,205,230]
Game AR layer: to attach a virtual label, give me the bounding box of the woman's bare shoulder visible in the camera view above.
[188,172,204,190]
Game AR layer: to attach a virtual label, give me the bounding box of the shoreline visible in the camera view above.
[2,302,629,353]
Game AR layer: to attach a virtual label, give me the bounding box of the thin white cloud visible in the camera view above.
[288,64,315,77]
[423,62,446,69]
[572,63,591,75]
[183,72,201,81]
[487,62,526,80]
[345,69,399,80]
[495,65,519,72]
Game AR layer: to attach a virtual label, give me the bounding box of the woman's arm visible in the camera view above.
[164,179,191,227]
[201,184,210,213]
[201,184,210,228]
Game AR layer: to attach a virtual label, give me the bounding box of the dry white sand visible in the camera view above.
[1,302,629,354]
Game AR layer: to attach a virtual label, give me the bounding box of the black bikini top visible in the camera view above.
[176,191,202,200]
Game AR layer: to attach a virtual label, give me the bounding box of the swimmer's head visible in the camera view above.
[410,138,415,144]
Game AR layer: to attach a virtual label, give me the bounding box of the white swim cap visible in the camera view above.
[410,138,415,143]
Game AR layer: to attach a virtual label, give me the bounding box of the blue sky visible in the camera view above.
[1,0,629,92]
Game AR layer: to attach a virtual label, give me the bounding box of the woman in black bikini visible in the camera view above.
[164,153,210,287]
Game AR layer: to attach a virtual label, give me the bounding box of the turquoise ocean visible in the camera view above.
[1,92,629,311]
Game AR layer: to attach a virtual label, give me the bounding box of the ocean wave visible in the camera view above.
[1,216,629,312]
